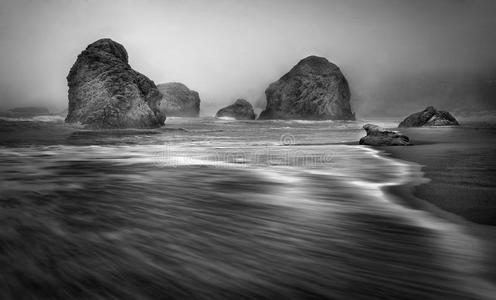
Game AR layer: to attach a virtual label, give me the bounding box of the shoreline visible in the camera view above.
[384,175,496,286]
[381,126,496,225]
[376,126,496,283]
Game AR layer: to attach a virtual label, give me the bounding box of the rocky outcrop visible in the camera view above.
[259,55,355,120]
[157,82,200,117]
[359,124,411,146]
[65,38,165,128]
[399,106,459,127]
[216,99,256,120]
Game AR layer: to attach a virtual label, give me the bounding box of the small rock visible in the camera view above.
[157,82,201,117]
[216,99,256,120]
[399,106,459,127]
[359,124,411,146]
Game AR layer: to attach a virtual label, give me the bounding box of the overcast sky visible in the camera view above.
[0,0,495,116]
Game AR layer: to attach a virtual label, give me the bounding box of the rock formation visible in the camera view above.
[216,99,256,120]
[359,124,411,146]
[399,106,459,127]
[258,55,355,120]
[157,82,200,117]
[65,38,165,128]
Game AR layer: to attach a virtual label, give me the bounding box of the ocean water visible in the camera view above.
[0,116,494,299]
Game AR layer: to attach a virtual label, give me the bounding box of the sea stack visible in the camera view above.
[399,106,459,127]
[259,56,355,120]
[157,82,201,117]
[216,99,256,120]
[65,38,165,128]
[359,124,411,146]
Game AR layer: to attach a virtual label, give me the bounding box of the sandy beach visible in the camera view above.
[382,126,496,225]
[381,125,496,283]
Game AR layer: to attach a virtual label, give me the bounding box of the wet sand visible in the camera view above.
[380,125,496,283]
[383,126,496,225]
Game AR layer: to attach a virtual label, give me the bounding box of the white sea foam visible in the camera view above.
[215,116,236,121]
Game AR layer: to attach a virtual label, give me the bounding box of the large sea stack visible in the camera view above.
[259,56,355,120]
[399,106,459,127]
[66,38,165,128]
[216,99,256,120]
[157,82,200,117]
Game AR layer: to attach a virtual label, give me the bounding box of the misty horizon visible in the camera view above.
[2,2,496,299]
[1,0,496,117]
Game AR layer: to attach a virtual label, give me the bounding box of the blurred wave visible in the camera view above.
[0,117,494,299]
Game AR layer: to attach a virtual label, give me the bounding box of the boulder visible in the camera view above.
[216,99,256,120]
[157,82,200,117]
[259,55,355,120]
[65,38,165,128]
[399,106,459,127]
[359,124,411,146]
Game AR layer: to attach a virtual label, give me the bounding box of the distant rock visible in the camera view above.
[65,38,165,128]
[259,55,355,120]
[157,82,200,117]
[216,99,256,120]
[399,106,459,127]
[8,107,50,116]
[359,124,411,146]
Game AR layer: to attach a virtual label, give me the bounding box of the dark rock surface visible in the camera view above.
[359,124,411,146]
[216,99,256,120]
[65,38,165,128]
[157,82,200,117]
[259,55,355,120]
[399,106,459,127]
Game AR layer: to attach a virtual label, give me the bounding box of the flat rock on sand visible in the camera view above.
[359,124,411,146]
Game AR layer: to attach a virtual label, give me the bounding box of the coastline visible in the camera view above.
[382,126,496,225]
[377,125,496,283]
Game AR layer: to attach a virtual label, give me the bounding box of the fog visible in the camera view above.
[0,0,495,117]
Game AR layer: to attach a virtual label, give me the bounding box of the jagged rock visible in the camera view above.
[399,106,459,127]
[216,99,256,120]
[65,38,165,128]
[157,82,200,117]
[359,124,411,146]
[259,55,355,120]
